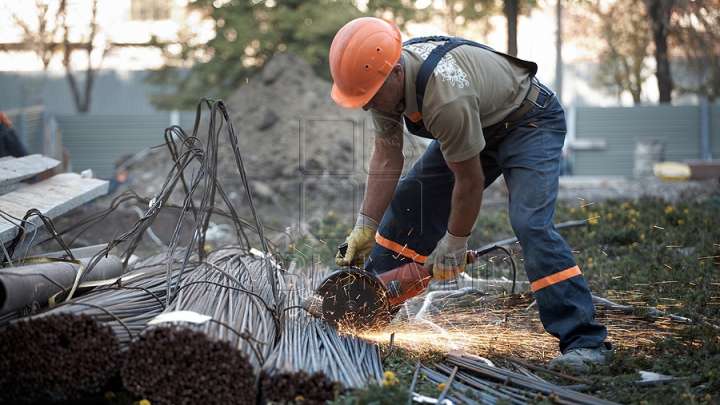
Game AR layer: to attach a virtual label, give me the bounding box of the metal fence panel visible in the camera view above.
[572,105,708,176]
[55,112,200,177]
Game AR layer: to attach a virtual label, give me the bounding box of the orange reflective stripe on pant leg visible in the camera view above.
[375,233,429,263]
[530,265,582,292]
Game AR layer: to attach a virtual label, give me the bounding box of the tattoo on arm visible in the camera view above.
[375,131,403,150]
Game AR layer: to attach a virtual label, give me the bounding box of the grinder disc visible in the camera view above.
[316,268,390,331]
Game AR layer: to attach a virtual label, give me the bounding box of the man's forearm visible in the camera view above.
[360,133,405,222]
[447,180,483,236]
[446,154,484,237]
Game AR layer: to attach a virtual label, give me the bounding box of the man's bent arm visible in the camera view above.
[360,130,405,222]
[446,153,484,237]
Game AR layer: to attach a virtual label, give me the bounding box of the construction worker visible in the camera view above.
[330,17,612,372]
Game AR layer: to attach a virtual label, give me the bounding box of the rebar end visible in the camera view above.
[300,295,323,319]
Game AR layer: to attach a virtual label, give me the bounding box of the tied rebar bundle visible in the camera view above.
[0,312,120,404]
[121,248,277,405]
[121,325,257,405]
[260,264,384,404]
[0,250,196,404]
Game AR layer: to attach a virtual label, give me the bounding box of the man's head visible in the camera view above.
[329,17,403,110]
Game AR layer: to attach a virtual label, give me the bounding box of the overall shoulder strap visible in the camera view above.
[404,37,538,115]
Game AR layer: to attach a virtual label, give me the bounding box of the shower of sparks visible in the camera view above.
[356,291,689,361]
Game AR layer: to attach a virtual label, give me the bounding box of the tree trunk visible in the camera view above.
[645,0,673,103]
[504,0,519,56]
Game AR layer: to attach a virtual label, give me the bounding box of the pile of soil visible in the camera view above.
[120,52,425,222]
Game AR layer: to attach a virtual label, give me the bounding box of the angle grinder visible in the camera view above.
[301,244,494,331]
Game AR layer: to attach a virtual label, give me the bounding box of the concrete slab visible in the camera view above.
[0,172,108,245]
[0,154,61,191]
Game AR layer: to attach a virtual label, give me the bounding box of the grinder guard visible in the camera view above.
[315,268,391,331]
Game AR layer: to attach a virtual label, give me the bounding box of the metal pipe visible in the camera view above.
[0,255,124,315]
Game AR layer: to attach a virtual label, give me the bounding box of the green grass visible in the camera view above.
[293,191,720,405]
[37,191,720,405]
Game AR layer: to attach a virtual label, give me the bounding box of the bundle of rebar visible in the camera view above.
[260,263,385,404]
[121,247,277,405]
[0,250,196,404]
[418,353,622,405]
[0,312,120,404]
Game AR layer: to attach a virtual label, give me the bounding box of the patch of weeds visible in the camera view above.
[281,211,350,267]
[327,370,410,405]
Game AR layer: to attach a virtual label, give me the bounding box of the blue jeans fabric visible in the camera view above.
[365,81,607,353]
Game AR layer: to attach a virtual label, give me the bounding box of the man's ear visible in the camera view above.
[393,63,404,82]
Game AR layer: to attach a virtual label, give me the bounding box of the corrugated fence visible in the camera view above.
[570,104,720,176]
[4,104,719,179]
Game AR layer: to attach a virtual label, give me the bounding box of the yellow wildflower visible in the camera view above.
[104,391,115,399]
[204,244,211,252]
[139,400,151,405]
[295,395,305,402]
[381,379,390,387]
[587,257,593,263]
[384,370,395,380]
[665,205,675,214]
[328,211,337,219]
[606,213,613,220]
[438,383,446,390]
[588,217,598,226]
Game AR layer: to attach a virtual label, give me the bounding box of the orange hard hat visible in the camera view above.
[330,17,402,109]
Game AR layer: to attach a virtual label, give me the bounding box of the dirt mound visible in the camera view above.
[96,52,425,246]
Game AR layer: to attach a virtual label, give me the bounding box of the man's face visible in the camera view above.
[362,65,403,113]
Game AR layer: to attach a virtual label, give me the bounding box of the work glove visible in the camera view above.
[428,231,469,281]
[334,214,379,267]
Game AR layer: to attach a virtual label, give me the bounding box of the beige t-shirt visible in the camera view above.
[371,40,534,162]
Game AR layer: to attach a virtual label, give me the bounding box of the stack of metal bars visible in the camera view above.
[260,262,385,404]
[0,250,194,404]
[419,353,622,405]
[120,247,277,405]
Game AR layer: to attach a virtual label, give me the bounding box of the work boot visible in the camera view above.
[549,342,613,373]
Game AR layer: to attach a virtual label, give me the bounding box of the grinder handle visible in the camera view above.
[338,242,348,257]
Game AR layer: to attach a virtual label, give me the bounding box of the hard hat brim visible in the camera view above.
[331,79,385,109]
